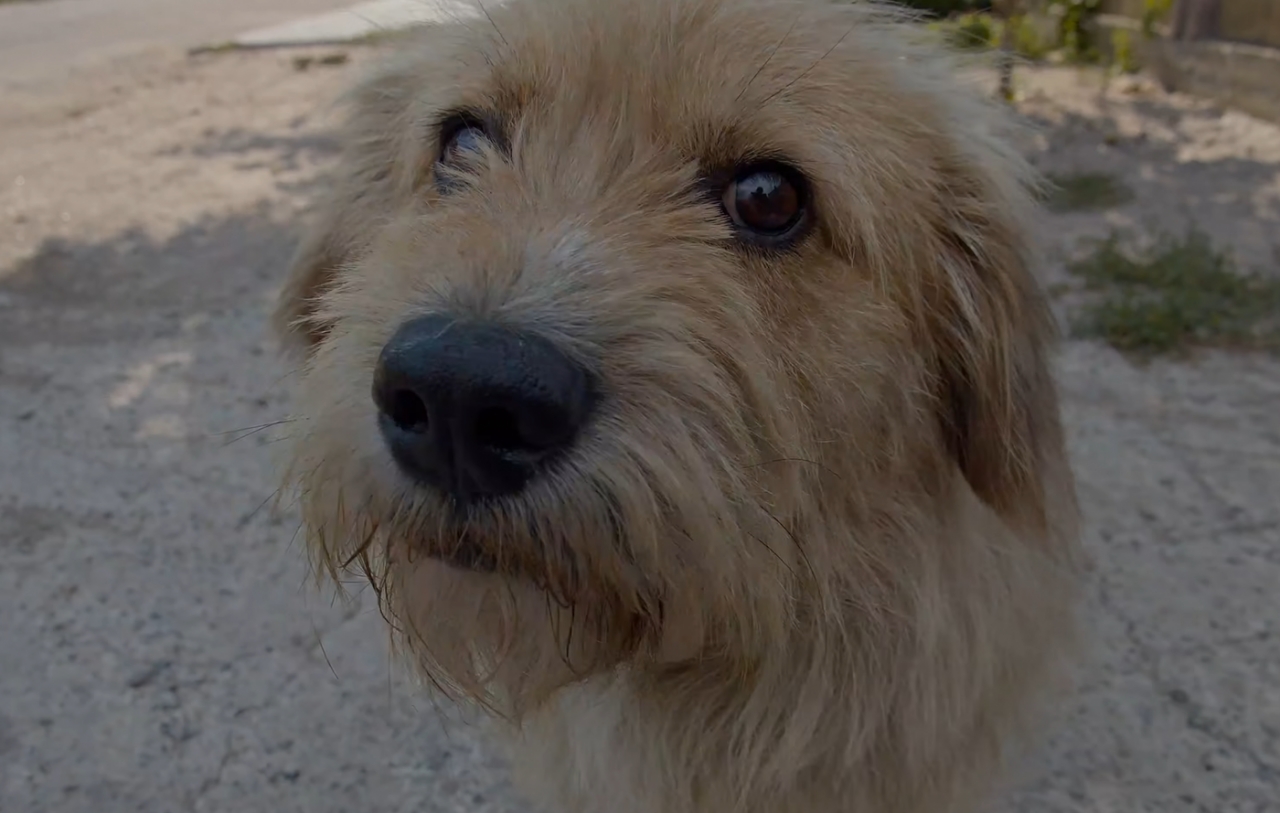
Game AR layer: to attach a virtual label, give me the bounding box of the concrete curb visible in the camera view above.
[212,0,485,51]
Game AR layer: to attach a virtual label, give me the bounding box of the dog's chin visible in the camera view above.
[427,535,501,573]
[414,518,595,609]
[404,494,514,575]
[416,518,562,588]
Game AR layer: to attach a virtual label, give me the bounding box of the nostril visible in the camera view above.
[474,406,524,451]
[388,389,430,432]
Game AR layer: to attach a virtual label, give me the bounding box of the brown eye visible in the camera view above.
[721,163,807,241]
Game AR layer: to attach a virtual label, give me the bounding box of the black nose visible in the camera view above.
[371,315,596,504]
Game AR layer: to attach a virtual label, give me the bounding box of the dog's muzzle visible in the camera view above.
[371,314,597,509]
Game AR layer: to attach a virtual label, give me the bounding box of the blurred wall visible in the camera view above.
[1219,0,1280,48]
[1100,0,1280,48]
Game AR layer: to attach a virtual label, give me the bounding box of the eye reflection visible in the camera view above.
[723,168,803,235]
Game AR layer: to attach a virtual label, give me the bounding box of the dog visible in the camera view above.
[273,0,1083,811]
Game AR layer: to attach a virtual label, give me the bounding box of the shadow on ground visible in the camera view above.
[0,195,524,813]
[155,124,343,177]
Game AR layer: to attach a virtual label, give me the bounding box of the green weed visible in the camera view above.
[1042,172,1135,213]
[1067,228,1280,356]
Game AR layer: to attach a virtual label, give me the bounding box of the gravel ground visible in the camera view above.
[1,42,1277,813]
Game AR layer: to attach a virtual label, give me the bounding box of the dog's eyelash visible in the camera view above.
[427,110,500,195]
[432,109,509,157]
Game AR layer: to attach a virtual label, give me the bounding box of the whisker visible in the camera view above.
[213,418,297,446]
[759,21,858,108]
[563,602,584,677]
[762,508,818,583]
[310,617,342,682]
[745,456,840,479]
[254,433,302,448]
[736,13,800,102]
[268,365,304,388]
[235,487,283,530]
[746,530,796,579]
[475,0,509,49]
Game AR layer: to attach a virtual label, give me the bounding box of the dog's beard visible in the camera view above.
[387,551,654,717]
[286,415,806,719]
[291,452,682,716]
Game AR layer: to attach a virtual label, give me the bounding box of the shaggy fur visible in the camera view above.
[274,0,1084,811]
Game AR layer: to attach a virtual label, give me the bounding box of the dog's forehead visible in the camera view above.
[438,0,931,163]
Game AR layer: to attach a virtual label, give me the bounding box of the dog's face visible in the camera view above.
[278,0,1065,714]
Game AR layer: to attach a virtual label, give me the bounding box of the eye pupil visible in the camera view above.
[736,172,797,231]
[721,165,806,240]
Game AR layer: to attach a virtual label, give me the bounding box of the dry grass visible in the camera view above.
[1042,171,1135,213]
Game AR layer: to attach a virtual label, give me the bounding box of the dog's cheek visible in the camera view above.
[653,587,707,664]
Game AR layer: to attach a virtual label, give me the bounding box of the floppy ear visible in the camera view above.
[924,162,1066,532]
[274,202,354,354]
[273,50,427,356]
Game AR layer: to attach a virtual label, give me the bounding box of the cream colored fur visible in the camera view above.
[274,1,1084,811]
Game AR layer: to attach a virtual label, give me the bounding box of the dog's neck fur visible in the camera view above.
[500,477,1077,813]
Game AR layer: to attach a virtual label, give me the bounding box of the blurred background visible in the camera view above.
[1,0,1277,811]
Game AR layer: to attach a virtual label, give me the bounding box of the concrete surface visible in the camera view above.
[1,11,1279,813]
[0,0,356,90]
[0,43,519,813]
[230,0,484,48]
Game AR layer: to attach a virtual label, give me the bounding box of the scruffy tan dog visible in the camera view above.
[274,0,1083,811]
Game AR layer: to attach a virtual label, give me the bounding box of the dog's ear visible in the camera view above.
[273,52,426,356]
[274,202,354,354]
[924,160,1065,531]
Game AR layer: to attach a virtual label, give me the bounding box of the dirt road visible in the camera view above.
[0,38,1277,813]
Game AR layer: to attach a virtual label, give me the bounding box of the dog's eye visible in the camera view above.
[434,117,492,195]
[721,163,807,243]
[439,123,489,167]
